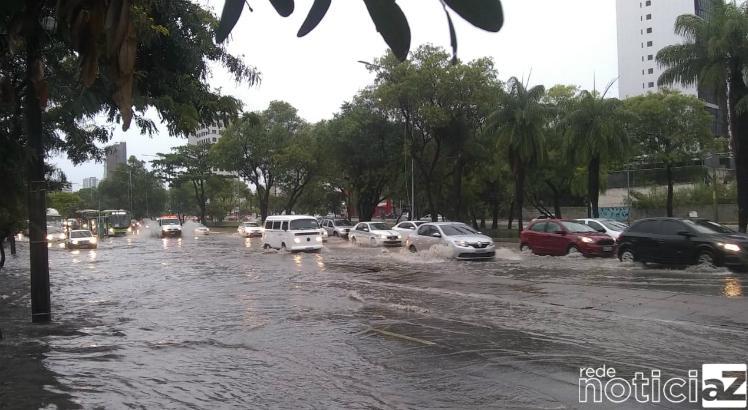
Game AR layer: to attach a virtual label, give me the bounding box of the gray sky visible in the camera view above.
[53,0,619,186]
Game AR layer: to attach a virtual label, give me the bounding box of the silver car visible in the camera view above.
[392,220,426,240]
[406,222,495,260]
[350,222,403,247]
[321,218,353,239]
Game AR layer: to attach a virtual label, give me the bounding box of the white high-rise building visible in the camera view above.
[82,177,99,189]
[616,0,707,99]
[187,120,228,146]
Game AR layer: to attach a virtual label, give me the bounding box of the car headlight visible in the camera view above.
[127,227,132,232]
[580,237,594,243]
[90,237,97,243]
[46,234,52,241]
[72,239,79,244]
[379,234,387,239]
[718,242,741,252]
[397,234,402,239]
[294,238,301,244]
[109,228,114,233]
[454,240,469,247]
[315,236,322,242]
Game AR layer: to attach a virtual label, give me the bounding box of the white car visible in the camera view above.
[262,215,323,252]
[318,228,328,242]
[350,222,403,247]
[158,217,182,238]
[238,221,264,237]
[406,222,495,260]
[392,220,426,239]
[65,230,97,249]
[46,226,66,242]
[321,218,354,238]
[575,218,628,240]
[194,226,210,236]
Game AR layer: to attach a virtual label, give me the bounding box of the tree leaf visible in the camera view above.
[216,0,245,43]
[363,0,411,61]
[443,0,503,32]
[269,0,294,17]
[297,0,331,37]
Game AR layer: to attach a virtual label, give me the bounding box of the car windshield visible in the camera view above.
[440,224,479,236]
[290,219,319,230]
[244,222,258,227]
[334,220,352,226]
[601,220,628,231]
[413,221,426,226]
[683,219,734,234]
[161,219,179,225]
[561,221,596,232]
[70,231,92,238]
[369,223,389,230]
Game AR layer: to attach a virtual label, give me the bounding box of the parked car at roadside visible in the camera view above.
[65,229,97,249]
[321,218,354,238]
[406,222,495,260]
[575,218,628,240]
[238,221,264,238]
[350,222,403,247]
[616,217,748,271]
[520,219,615,257]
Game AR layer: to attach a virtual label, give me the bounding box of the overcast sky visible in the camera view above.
[53,0,619,186]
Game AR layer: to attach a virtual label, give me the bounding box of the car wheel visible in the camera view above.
[697,250,716,266]
[520,243,531,252]
[409,244,417,253]
[619,248,635,263]
[333,231,339,237]
[262,243,270,250]
[281,243,287,252]
[567,245,580,256]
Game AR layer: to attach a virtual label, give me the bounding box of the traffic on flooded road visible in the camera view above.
[1,221,746,408]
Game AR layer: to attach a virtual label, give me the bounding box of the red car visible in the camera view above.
[520,219,616,257]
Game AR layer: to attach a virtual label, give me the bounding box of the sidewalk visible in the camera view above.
[0,246,79,409]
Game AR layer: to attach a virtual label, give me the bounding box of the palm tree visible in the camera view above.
[563,84,628,218]
[657,0,748,231]
[487,77,548,232]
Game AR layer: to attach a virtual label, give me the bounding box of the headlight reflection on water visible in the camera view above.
[723,277,743,298]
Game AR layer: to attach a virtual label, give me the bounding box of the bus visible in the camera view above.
[76,209,109,238]
[102,209,131,236]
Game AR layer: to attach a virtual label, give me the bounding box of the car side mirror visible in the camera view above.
[596,228,605,233]
[555,230,566,235]
[431,232,442,238]
[678,230,694,237]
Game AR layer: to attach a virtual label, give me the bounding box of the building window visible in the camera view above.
[648,82,655,88]
[645,0,651,5]
[648,54,654,60]
[212,137,217,143]
[646,14,652,20]
[647,41,653,47]
[646,27,653,33]
[648,68,654,74]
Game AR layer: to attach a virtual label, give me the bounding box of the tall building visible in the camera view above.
[187,120,228,146]
[616,0,723,135]
[82,177,99,189]
[104,142,127,179]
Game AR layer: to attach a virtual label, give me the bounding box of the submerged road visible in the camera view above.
[1,223,747,408]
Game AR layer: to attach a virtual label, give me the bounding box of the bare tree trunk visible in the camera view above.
[507,200,514,230]
[666,163,674,217]
[514,165,525,232]
[588,156,601,218]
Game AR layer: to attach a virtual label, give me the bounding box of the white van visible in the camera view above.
[262,215,323,252]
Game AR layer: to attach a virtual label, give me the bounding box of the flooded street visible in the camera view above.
[2,225,748,408]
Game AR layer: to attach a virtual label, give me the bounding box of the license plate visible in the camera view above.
[603,246,613,252]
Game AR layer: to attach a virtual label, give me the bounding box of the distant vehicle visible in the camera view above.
[321,218,354,238]
[392,220,426,239]
[575,218,628,240]
[350,222,403,247]
[46,208,66,241]
[263,215,323,252]
[65,229,97,249]
[406,222,495,260]
[194,226,210,236]
[318,228,328,242]
[157,216,182,238]
[238,221,264,238]
[520,219,615,257]
[420,214,446,222]
[531,214,555,221]
[616,218,748,271]
[102,210,131,236]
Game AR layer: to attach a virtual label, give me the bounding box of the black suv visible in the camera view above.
[616,217,748,271]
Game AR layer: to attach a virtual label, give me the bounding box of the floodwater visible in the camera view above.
[2,223,747,408]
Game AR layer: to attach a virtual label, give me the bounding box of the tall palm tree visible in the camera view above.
[657,0,748,231]
[564,84,628,218]
[487,77,548,232]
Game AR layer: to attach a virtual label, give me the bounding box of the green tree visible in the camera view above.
[213,101,304,221]
[563,86,629,218]
[275,124,320,214]
[205,177,250,222]
[168,183,198,223]
[153,144,217,223]
[46,192,82,218]
[625,91,714,216]
[487,77,549,232]
[657,0,748,230]
[96,156,167,218]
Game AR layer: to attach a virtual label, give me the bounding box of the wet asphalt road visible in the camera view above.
[2,222,747,409]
